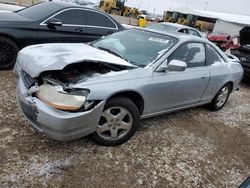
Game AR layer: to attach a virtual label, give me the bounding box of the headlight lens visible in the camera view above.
[36,84,87,111]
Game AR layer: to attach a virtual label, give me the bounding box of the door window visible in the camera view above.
[169,43,206,68]
[178,29,188,34]
[53,9,84,25]
[85,10,116,28]
[206,44,224,65]
[188,29,201,37]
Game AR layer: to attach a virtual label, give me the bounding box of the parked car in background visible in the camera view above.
[15,28,243,146]
[231,26,250,78]
[0,1,124,70]
[45,0,99,8]
[146,22,203,38]
[239,176,250,188]
[208,32,240,51]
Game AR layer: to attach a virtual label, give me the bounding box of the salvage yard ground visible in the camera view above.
[0,70,249,187]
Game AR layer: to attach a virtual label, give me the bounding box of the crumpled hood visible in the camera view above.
[16,43,136,78]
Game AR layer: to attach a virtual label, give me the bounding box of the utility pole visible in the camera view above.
[147,0,150,11]
[186,0,190,8]
[204,1,209,10]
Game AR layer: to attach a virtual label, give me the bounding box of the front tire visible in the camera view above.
[209,83,232,111]
[91,97,140,146]
[0,36,19,70]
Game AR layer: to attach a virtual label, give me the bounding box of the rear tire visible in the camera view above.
[0,36,19,70]
[127,13,136,18]
[91,97,140,146]
[209,83,232,111]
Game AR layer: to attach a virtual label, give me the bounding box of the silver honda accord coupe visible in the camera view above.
[15,28,243,146]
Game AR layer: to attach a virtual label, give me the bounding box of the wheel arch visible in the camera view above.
[108,90,145,115]
[0,33,21,49]
[226,81,234,92]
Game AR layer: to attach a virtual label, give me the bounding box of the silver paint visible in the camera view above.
[15,30,244,141]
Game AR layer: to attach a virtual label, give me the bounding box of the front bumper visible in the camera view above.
[16,75,105,141]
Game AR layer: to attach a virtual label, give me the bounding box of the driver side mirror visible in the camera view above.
[46,18,62,28]
[157,59,187,72]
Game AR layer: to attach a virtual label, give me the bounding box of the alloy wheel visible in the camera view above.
[97,106,133,141]
[216,86,229,108]
[0,40,17,67]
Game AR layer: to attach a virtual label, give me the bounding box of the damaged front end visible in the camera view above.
[16,60,133,141]
[15,42,137,140]
[21,61,129,113]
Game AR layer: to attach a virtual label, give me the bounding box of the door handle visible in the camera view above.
[201,77,207,79]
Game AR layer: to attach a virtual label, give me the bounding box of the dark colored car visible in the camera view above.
[239,176,250,188]
[0,2,124,70]
[231,27,250,78]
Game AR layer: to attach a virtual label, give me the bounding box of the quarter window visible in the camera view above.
[178,29,188,34]
[85,11,116,28]
[188,29,201,37]
[169,43,206,68]
[53,9,84,25]
[206,44,224,65]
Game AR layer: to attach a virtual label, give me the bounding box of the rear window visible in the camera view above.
[16,3,63,20]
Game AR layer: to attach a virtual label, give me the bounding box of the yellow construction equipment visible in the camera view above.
[163,11,173,22]
[99,0,140,18]
[163,10,215,32]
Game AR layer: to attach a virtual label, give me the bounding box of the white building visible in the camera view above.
[171,7,250,35]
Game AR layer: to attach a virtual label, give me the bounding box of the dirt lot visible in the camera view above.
[0,70,249,187]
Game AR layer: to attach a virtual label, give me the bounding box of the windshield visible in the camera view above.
[147,24,178,32]
[93,29,177,67]
[16,2,63,20]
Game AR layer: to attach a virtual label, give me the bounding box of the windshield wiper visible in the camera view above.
[97,47,139,67]
[97,47,126,60]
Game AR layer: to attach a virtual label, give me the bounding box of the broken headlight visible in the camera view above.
[36,84,89,111]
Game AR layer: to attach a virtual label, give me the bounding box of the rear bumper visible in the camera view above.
[16,76,105,141]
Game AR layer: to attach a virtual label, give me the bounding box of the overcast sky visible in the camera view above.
[125,0,250,15]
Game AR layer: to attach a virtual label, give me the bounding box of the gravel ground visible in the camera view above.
[0,70,249,187]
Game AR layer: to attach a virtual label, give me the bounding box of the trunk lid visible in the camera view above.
[0,11,30,22]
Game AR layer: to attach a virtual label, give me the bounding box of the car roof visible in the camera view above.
[159,22,195,30]
[136,27,207,43]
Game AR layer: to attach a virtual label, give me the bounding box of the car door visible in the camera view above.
[149,42,210,113]
[38,8,91,43]
[201,44,230,101]
[83,10,119,41]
